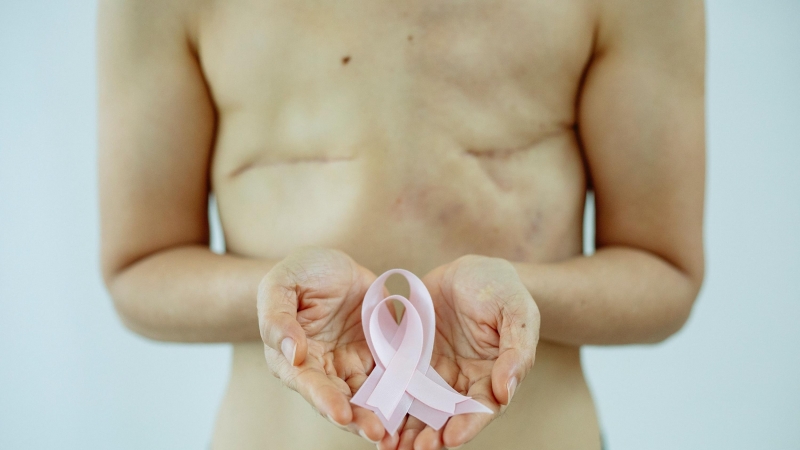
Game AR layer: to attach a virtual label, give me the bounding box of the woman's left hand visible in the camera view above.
[379,255,540,450]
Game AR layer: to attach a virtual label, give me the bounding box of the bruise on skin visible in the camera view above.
[390,187,432,219]
[391,186,470,229]
[513,245,528,261]
[524,210,543,242]
[437,201,465,225]
[513,210,544,261]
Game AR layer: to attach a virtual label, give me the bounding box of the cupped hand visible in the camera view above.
[257,247,386,444]
[380,255,540,450]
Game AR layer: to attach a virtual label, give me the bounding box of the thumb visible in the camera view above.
[491,305,539,406]
[491,348,532,407]
[257,269,308,367]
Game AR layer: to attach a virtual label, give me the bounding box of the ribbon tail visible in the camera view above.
[425,366,460,393]
[404,366,494,429]
[455,399,493,415]
[406,393,492,430]
[406,370,465,414]
[408,400,451,430]
[352,366,414,435]
[423,366,492,413]
[351,366,384,408]
[366,351,418,418]
[380,392,413,436]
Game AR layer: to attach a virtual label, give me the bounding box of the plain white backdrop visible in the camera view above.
[1,1,798,449]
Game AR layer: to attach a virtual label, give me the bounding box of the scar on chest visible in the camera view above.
[465,147,531,159]
[229,155,356,178]
[466,127,569,160]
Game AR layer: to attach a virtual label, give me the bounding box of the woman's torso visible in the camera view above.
[196,0,601,447]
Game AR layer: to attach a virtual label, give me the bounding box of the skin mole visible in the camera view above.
[342,55,351,65]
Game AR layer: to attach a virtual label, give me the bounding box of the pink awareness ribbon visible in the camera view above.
[351,269,492,435]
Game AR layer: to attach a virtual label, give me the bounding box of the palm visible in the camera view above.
[293,273,376,401]
[259,248,386,442]
[429,284,504,419]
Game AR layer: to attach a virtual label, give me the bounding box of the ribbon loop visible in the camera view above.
[351,269,492,435]
[366,295,423,417]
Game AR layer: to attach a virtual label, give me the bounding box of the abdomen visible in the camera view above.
[212,341,600,450]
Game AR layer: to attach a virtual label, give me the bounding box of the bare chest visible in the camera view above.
[196,0,594,268]
[198,0,594,159]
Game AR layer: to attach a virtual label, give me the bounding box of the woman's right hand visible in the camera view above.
[257,247,386,444]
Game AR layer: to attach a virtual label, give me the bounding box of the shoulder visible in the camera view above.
[597,0,705,64]
[596,0,705,42]
[97,0,205,54]
[593,0,705,84]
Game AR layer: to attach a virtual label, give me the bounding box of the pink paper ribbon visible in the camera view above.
[351,269,492,435]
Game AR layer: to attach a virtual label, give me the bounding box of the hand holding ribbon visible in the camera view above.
[257,247,387,444]
[351,269,492,437]
[380,256,540,450]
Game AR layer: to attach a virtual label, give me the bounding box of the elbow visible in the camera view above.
[101,249,175,341]
[110,298,164,342]
[647,298,694,344]
[647,266,705,344]
[102,269,176,342]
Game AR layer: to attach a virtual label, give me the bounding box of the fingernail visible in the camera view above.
[326,413,347,428]
[281,337,296,366]
[359,429,380,444]
[507,376,518,404]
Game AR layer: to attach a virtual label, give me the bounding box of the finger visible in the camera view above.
[492,308,538,405]
[399,428,421,450]
[413,426,443,450]
[327,363,385,444]
[441,381,498,448]
[441,407,496,449]
[491,347,530,406]
[493,297,539,405]
[398,416,426,450]
[378,420,403,450]
[257,269,308,366]
[344,370,370,394]
[342,369,386,442]
[352,405,385,444]
[335,346,377,393]
[287,364,354,426]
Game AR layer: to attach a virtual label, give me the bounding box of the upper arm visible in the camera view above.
[578,0,706,284]
[98,0,215,281]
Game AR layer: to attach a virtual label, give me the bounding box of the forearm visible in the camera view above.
[514,246,702,346]
[106,245,275,343]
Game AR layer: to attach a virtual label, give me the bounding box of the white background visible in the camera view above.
[1,1,798,449]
